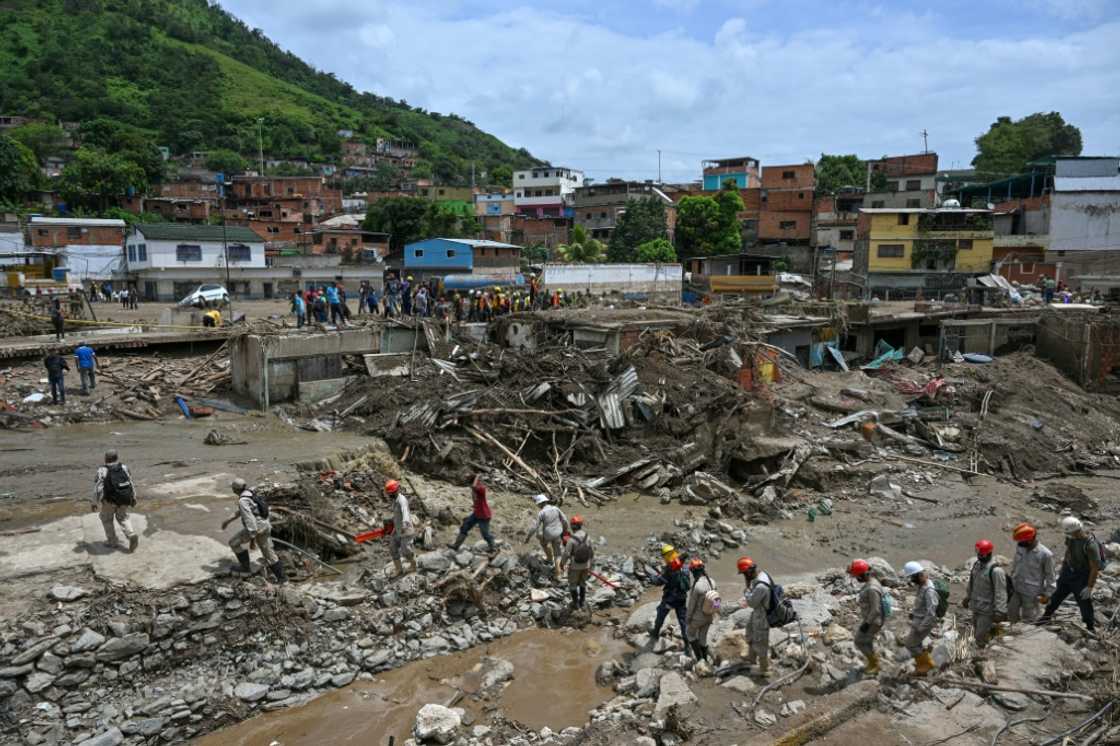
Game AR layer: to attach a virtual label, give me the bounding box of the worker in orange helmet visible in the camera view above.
[560,515,594,611]
[385,479,417,577]
[1008,523,1056,625]
[737,556,772,678]
[963,539,1007,647]
[848,559,885,676]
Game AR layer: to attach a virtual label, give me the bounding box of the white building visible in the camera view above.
[513,167,584,218]
[27,217,127,282]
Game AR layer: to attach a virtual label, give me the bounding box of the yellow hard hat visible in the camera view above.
[660,544,675,557]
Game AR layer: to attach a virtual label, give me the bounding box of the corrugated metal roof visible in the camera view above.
[29,217,126,227]
[1054,176,1120,192]
[134,223,263,243]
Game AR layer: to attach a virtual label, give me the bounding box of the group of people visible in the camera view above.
[42,342,98,404]
[291,282,353,328]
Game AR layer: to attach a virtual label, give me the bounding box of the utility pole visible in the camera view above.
[257,118,265,175]
[920,129,929,154]
[657,149,662,183]
[221,181,233,322]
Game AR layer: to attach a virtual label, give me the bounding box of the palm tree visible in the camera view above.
[557,225,605,263]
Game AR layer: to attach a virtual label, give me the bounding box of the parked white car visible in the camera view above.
[178,284,230,307]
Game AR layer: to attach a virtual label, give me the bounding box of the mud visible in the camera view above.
[197,627,627,745]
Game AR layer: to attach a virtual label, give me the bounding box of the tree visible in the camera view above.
[675,195,740,259]
[0,135,40,202]
[59,147,146,211]
[8,123,67,164]
[715,187,744,239]
[521,243,548,265]
[363,196,429,252]
[489,164,513,188]
[636,238,676,263]
[607,198,668,262]
[77,117,165,183]
[557,225,605,263]
[972,112,1082,177]
[205,148,248,175]
[815,154,864,194]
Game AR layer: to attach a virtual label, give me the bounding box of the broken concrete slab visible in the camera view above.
[654,671,697,718]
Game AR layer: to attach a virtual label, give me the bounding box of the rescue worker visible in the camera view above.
[385,479,417,577]
[650,546,690,648]
[963,539,1007,647]
[685,558,717,663]
[449,475,497,554]
[1008,523,1056,624]
[560,515,593,611]
[50,299,65,341]
[202,308,221,328]
[74,342,97,394]
[1040,516,1100,631]
[93,449,138,552]
[524,494,568,579]
[221,478,285,583]
[902,561,939,676]
[738,556,772,677]
[44,351,69,405]
[849,558,885,675]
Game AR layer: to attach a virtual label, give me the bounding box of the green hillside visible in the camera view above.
[0,0,539,184]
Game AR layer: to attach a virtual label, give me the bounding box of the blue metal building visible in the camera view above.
[402,238,522,273]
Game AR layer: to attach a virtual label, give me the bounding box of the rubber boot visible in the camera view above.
[448,534,465,551]
[406,557,417,575]
[864,652,880,676]
[553,558,563,581]
[569,589,580,610]
[578,584,586,609]
[913,651,935,676]
[391,558,404,577]
[270,561,287,585]
[128,534,139,553]
[234,550,252,575]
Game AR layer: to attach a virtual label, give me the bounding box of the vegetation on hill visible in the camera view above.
[0,0,539,190]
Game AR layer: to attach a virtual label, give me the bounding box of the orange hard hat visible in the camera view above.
[570,514,584,527]
[669,557,684,572]
[688,558,704,571]
[848,559,870,577]
[384,479,400,494]
[737,556,755,574]
[1012,523,1036,542]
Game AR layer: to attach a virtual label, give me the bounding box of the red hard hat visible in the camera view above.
[669,557,684,572]
[737,556,755,574]
[1012,523,1036,542]
[975,539,994,556]
[848,559,870,577]
[384,479,400,494]
[688,558,704,571]
[570,514,584,527]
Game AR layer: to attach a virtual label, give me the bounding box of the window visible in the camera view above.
[516,191,522,198]
[447,249,456,258]
[958,239,973,250]
[906,198,922,208]
[176,244,202,262]
[227,244,252,262]
[585,213,592,220]
[138,244,146,261]
[871,200,885,208]
[782,170,795,180]
[898,214,910,225]
[888,181,900,192]
[779,220,796,230]
[127,246,136,262]
[877,244,905,258]
[518,173,525,180]
[600,212,607,219]
[839,230,854,240]
[438,189,445,196]
[414,249,424,258]
[267,226,280,234]
[798,192,804,199]
[906,179,921,191]
[37,229,47,236]
[67,227,82,240]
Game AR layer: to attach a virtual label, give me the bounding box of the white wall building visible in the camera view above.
[513,167,584,217]
[1050,157,1120,252]
[27,217,126,281]
[128,223,266,271]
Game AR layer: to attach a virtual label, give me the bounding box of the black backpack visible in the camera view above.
[759,577,798,628]
[571,534,593,564]
[104,463,135,506]
[245,489,269,520]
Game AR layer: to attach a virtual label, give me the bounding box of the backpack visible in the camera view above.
[103,463,135,506]
[702,579,722,617]
[759,578,798,628]
[244,489,269,520]
[878,588,893,619]
[1088,534,1109,571]
[571,534,593,564]
[988,563,1013,599]
[933,578,951,619]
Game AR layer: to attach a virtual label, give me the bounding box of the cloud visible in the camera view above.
[219,1,1120,179]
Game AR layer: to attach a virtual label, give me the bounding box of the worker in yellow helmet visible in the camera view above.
[202,309,222,328]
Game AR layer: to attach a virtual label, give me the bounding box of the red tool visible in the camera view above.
[354,522,395,544]
[589,570,620,589]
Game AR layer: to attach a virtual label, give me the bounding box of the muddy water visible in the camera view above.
[196,627,627,745]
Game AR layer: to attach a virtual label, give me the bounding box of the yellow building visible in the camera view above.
[861,208,994,274]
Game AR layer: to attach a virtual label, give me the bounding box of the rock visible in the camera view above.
[305,584,369,606]
[654,672,697,718]
[991,691,1029,711]
[77,727,123,746]
[635,667,663,698]
[234,682,270,703]
[36,652,63,675]
[55,670,92,688]
[421,636,450,656]
[288,669,316,690]
[415,552,452,573]
[363,650,392,671]
[755,708,777,726]
[780,700,806,717]
[331,672,355,687]
[189,600,218,617]
[322,607,352,623]
[96,633,149,661]
[0,664,33,678]
[24,671,55,693]
[11,638,58,665]
[48,585,88,602]
[721,674,757,694]
[475,657,514,690]
[625,601,659,633]
[121,719,164,738]
[868,474,901,500]
[71,629,106,654]
[414,703,462,744]
[866,557,899,586]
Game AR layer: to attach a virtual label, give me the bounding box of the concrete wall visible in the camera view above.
[542,263,682,303]
[231,329,378,407]
[1037,309,1120,386]
[1050,192,1120,252]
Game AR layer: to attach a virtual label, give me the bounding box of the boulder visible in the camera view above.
[95,633,150,662]
[625,601,659,633]
[654,671,697,718]
[11,638,58,665]
[414,703,462,744]
[71,629,106,654]
[721,675,756,694]
[866,557,899,586]
[77,728,123,746]
[48,585,88,602]
[635,667,663,698]
[416,551,452,573]
[234,682,270,703]
[23,671,55,693]
[475,657,514,690]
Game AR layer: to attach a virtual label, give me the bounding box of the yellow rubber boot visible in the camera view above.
[864,653,880,676]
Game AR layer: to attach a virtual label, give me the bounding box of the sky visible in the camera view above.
[221,0,1120,183]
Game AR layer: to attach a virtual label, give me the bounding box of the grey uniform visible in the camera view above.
[746,571,773,670]
[562,529,593,589]
[389,492,415,561]
[904,579,940,655]
[94,464,136,545]
[685,575,717,644]
[854,578,885,656]
[1009,543,1056,623]
[528,504,568,562]
[966,560,1008,645]
[229,490,278,565]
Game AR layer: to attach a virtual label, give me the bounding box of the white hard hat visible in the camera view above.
[1061,516,1083,536]
[902,561,924,577]
[533,494,548,505]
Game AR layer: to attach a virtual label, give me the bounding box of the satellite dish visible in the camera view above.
[942,198,961,208]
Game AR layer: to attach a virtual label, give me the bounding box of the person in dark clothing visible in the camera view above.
[44,353,70,404]
[649,548,691,648]
[448,475,497,554]
[1040,516,1100,631]
[50,300,65,341]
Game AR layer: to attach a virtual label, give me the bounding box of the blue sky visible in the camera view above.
[222,0,1120,182]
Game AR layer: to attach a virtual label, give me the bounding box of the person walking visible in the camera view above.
[1040,516,1100,631]
[385,479,417,577]
[1008,523,1056,624]
[93,449,138,552]
[525,493,568,579]
[326,282,344,326]
[849,559,885,675]
[291,291,306,328]
[561,515,594,611]
[50,299,65,341]
[44,352,70,405]
[221,478,285,584]
[649,547,690,647]
[74,342,97,395]
[902,561,940,676]
[685,558,718,663]
[963,539,1008,648]
[738,556,773,678]
[449,475,497,554]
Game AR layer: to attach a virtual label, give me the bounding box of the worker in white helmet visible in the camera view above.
[1039,516,1100,631]
[902,561,939,676]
